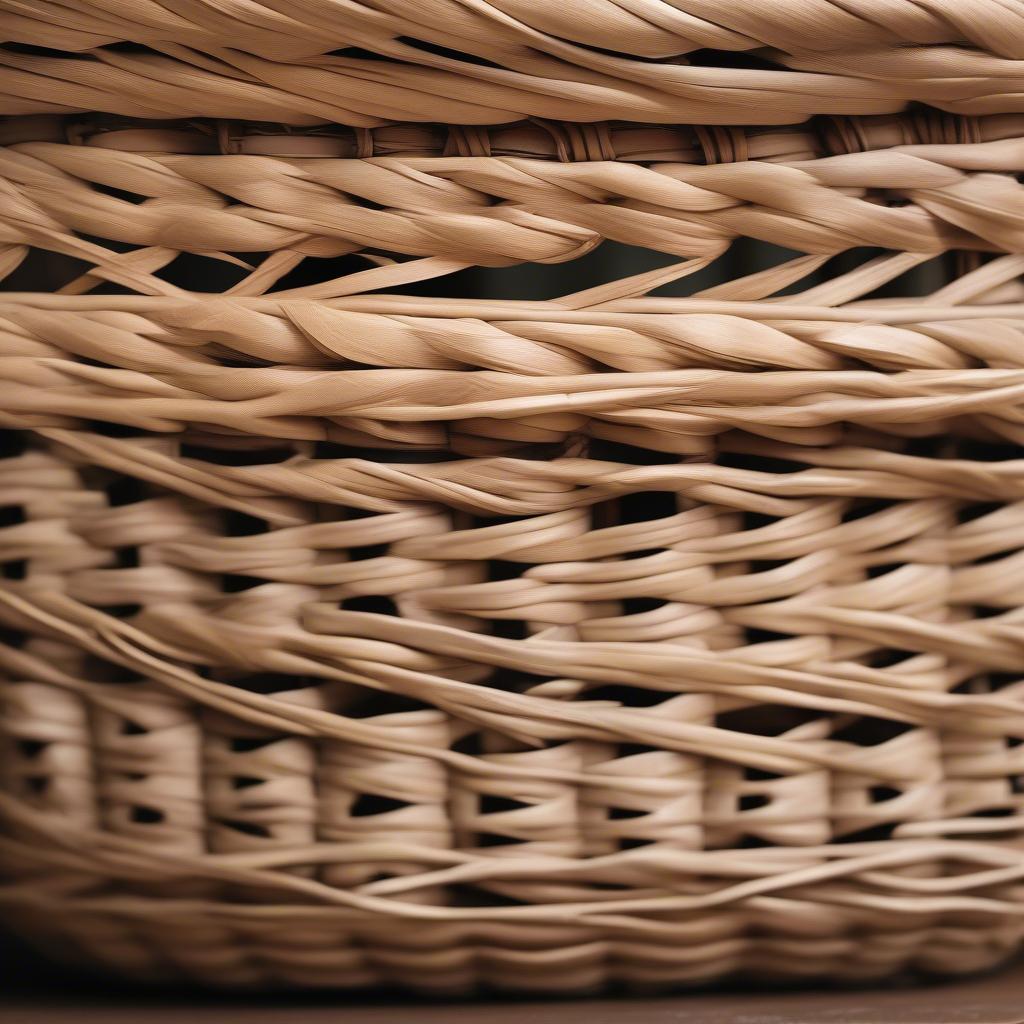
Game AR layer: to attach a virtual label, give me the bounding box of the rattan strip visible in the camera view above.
[5,136,1024,282]
[6,0,1023,60]
[6,360,1024,451]
[2,22,1024,126]
[2,249,1024,450]
[3,1,1024,125]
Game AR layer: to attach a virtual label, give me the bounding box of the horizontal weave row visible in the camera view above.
[4,1,1024,125]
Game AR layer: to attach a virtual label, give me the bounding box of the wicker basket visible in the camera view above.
[2,0,1024,995]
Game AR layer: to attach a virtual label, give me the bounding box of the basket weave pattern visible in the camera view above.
[2,0,1024,994]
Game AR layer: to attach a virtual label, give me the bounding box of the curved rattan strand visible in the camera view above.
[3,1,1024,125]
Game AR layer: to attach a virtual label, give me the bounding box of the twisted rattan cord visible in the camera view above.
[3,1,1024,125]
[1,48,1022,128]
[6,359,1024,451]
[5,137,1024,283]
[5,0,1023,60]
[0,110,1013,310]
[4,255,1024,451]
[10,286,1024,374]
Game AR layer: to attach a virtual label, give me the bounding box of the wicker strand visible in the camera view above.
[3,1,1024,125]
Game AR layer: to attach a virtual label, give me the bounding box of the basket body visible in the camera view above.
[2,0,1024,995]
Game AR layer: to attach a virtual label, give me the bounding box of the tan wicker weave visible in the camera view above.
[2,0,1024,995]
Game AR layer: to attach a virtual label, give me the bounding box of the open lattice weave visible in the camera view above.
[2,0,1024,994]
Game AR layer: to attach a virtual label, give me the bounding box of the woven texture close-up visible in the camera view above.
[1,0,1024,997]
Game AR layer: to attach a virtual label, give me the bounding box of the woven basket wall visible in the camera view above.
[2,0,1024,995]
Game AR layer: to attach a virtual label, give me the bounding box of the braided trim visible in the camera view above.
[2,1,1024,127]
[4,18,1024,126]
[5,139,1024,282]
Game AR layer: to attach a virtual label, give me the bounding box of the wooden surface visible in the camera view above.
[3,967,1023,1024]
